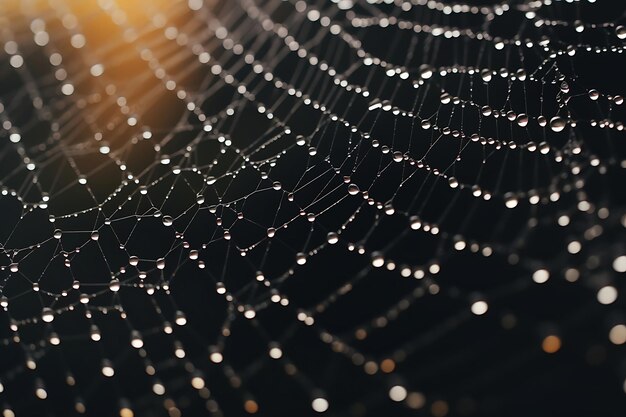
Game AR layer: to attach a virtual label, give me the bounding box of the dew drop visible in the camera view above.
[42,307,54,323]
[409,216,421,230]
[418,64,434,80]
[549,117,566,132]
[109,279,120,292]
[504,193,518,209]
[371,252,385,268]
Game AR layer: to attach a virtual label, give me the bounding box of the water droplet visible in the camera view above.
[130,331,143,348]
[418,64,434,80]
[504,193,518,208]
[109,279,120,292]
[371,252,385,267]
[471,300,488,315]
[312,398,329,413]
[42,307,54,323]
[175,310,187,326]
[549,116,566,132]
[99,143,111,154]
[367,99,382,111]
[532,269,550,284]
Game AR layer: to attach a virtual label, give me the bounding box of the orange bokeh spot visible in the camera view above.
[380,358,396,373]
[542,335,561,353]
[244,400,259,414]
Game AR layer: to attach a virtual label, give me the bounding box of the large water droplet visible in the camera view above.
[42,307,54,323]
[549,116,566,132]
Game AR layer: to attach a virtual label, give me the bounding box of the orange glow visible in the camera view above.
[380,358,396,373]
[542,335,562,353]
[244,400,259,414]
[431,400,449,417]
[119,408,134,417]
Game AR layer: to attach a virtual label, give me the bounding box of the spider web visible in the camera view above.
[0,0,625,416]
